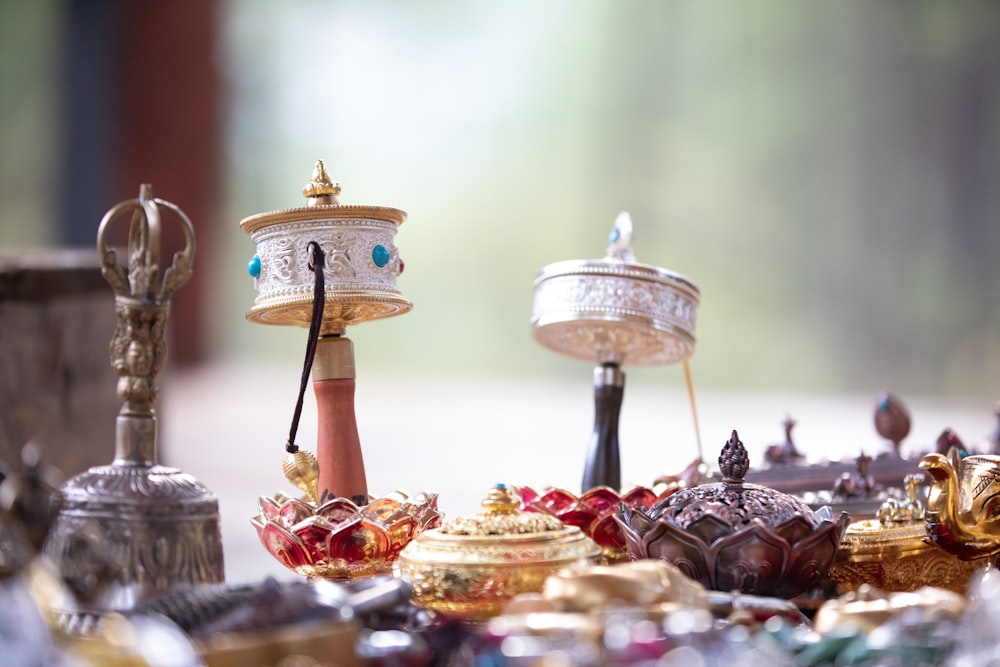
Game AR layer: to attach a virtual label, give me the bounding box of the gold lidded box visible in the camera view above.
[395,485,602,620]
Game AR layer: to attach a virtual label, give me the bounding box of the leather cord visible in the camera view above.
[285,241,325,454]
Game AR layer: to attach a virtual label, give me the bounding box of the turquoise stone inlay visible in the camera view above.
[247,254,261,278]
[608,228,620,244]
[372,244,391,268]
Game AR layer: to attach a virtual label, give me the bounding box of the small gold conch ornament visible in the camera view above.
[282,449,320,504]
[920,448,1000,560]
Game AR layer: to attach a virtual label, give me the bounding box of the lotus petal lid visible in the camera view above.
[648,430,829,531]
[398,484,601,570]
[616,430,850,598]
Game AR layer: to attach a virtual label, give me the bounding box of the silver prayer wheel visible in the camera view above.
[531,212,699,367]
[241,160,410,337]
[43,185,224,633]
[531,212,700,492]
[240,161,410,507]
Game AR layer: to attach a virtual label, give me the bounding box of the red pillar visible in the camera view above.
[111,2,222,365]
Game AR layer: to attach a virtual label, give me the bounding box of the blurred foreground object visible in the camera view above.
[43,185,224,632]
[0,442,61,577]
[474,560,803,666]
[134,575,415,667]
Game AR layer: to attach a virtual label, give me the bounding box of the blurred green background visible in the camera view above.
[2,0,998,400]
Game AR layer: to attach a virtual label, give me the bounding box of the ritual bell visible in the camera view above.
[43,185,224,633]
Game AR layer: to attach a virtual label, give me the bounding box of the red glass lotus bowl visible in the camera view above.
[251,491,442,579]
[512,484,675,562]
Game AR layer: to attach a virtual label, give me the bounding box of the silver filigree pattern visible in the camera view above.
[532,270,699,365]
[531,212,699,366]
[246,215,410,333]
[48,467,223,610]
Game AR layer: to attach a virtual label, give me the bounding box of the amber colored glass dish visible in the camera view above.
[251,491,442,579]
[512,485,674,562]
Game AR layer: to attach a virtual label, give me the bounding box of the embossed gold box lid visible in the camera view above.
[837,517,933,562]
[837,475,943,562]
[398,485,602,568]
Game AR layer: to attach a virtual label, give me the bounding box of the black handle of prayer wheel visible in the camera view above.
[582,363,624,492]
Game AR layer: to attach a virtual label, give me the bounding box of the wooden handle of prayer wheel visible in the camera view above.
[581,363,624,493]
[313,336,368,505]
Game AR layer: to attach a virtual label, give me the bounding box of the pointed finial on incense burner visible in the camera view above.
[720,430,750,484]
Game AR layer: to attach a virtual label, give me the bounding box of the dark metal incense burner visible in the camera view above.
[616,430,850,599]
[43,185,224,632]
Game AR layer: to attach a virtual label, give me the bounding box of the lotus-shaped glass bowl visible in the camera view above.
[252,491,442,579]
[513,485,674,562]
[615,431,850,599]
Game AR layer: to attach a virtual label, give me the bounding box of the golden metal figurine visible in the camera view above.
[828,473,983,594]
[920,447,1000,561]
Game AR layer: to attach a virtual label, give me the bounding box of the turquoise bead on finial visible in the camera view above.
[248,255,261,278]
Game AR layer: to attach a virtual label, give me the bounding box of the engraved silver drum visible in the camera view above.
[240,161,410,336]
[530,212,699,366]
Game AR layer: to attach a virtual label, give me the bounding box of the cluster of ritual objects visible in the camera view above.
[5,162,1000,667]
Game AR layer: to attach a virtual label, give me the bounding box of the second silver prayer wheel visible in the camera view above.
[530,212,700,493]
[531,212,699,367]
